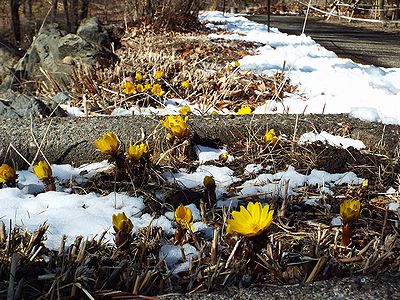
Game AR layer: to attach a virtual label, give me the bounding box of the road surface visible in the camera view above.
[248,15,400,68]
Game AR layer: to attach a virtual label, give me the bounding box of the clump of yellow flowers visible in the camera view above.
[155,70,164,80]
[0,163,16,187]
[95,132,120,157]
[181,81,190,89]
[127,143,149,162]
[226,202,274,237]
[236,106,252,115]
[112,212,134,234]
[121,81,136,95]
[161,115,189,141]
[112,212,134,248]
[120,71,166,98]
[95,132,151,182]
[151,84,165,97]
[135,72,143,81]
[264,128,278,145]
[33,160,55,191]
[178,105,191,115]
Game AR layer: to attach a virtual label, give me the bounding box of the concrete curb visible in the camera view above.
[0,114,398,167]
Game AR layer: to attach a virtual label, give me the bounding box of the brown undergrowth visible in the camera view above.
[69,27,297,115]
[2,133,400,298]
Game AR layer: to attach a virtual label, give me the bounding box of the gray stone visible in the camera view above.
[0,90,67,118]
[0,114,398,168]
[1,20,116,94]
[77,17,110,48]
[0,37,21,87]
[51,92,73,104]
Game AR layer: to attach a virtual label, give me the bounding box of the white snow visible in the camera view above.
[160,243,198,273]
[239,166,364,200]
[194,145,234,164]
[299,131,366,150]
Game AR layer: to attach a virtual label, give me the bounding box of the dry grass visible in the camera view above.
[1,144,400,298]
[2,119,400,297]
[67,28,297,116]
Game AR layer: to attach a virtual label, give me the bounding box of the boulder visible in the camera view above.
[1,18,116,93]
[0,37,21,87]
[0,90,67,118]
[77,17,111,48]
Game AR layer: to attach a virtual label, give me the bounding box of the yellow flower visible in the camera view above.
[228,60,240,70]
[361,179,368,189]
[340,199,360,224]
[136,83,144,93]
[161,115,189,139]
[175,204,193,230]
[178,105,191,115]
[264,128,278,145]
[112,212,133,233]
[219,152,229,162]
[151,84,165,97]
[0,164,16,183]
[144,83,152,90]
[181,81,190,89]
[95,132,120,156]
[203,176,216,190]
[127,143,149,162]
[155,70,164,80]
[121,81,136,95]
[237,106,252,115]
[135,72,143,81]
[166,132,173,141]
[227,202,274,237]
[33,161,52,181]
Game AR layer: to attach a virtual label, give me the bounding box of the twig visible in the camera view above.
[7,253,19,300]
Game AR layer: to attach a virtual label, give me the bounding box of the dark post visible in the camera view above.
[223,0,226,15]
[71,0,78,31]
[378,0,385,20]
[80,0,89,20]
[267,0,271,32]
[10,0,21,43]
[51,0,58,19]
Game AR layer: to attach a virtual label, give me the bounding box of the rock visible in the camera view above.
[77,17,110,48]
[51,92,73,104]
[0,90,67,118]
[1,19,116,93]
[0,37,22,88]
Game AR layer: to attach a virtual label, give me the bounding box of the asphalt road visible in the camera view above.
[248,15,400,68]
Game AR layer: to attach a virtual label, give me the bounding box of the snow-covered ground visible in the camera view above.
[199,11,400,124]
[1,11,400,272]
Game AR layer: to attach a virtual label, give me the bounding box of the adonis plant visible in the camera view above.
[226,202,274,237]
[112,212,134,248]
[95,132,151,182]
[174,204,194,244]
[0,163,17,188]
[33,160,56,191]
[160,114,192,163]
[340,198,360,247]
[161,115,189,142]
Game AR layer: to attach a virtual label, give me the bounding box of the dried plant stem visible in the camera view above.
[211,227,219,265]
[7,253,19,300]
